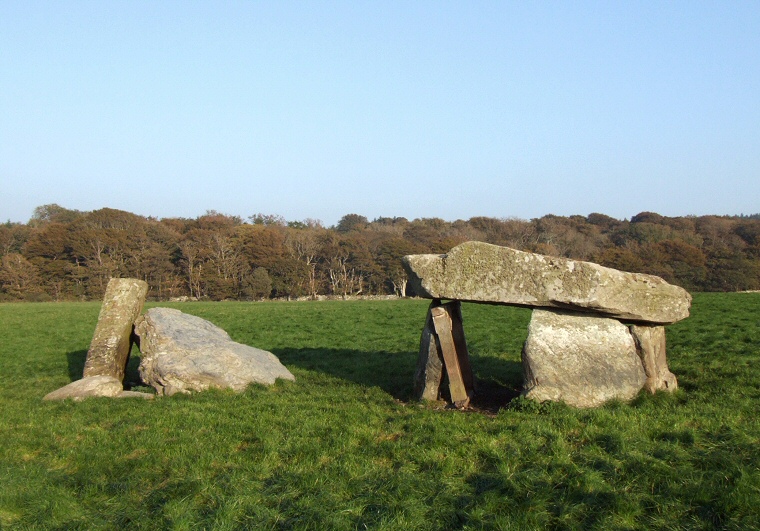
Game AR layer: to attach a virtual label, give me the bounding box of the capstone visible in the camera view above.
[403,241,691,324]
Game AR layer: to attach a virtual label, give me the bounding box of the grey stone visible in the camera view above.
[43,375,123,401]
[403,241,691,324]
[522,310,647,408]
[414,306,445,401]
[630,324,678,393]
[83,278,148,381]
[135,308,295,396]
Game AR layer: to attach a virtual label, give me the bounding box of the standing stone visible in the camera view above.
[522,310,647,408]
[403,241,691,324]
[630,325,678,393]
[82,278,148,382]
[414,304,445,401]
[135,308,295,396]
[413,300,474,405]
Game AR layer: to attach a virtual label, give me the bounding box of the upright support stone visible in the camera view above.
[83,278,148,382]
[414,301,445,401]
[630,325,678,393]
[414,300,474,407]
[522,310,647,408]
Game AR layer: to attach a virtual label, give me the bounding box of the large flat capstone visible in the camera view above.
[135,308,295,396]
[403,241,691,324]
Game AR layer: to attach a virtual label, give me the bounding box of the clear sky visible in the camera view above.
[2,1,759,226]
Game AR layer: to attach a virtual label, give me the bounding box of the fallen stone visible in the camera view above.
[135,308,295,396]
[403,241,691,324]
[522,310,647,408]
[83,278,149,381]
[630,324,678,393]
[43,375,123,401]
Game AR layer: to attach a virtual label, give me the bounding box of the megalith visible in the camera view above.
[414,307,445,401]
[522,310,647,408]
[135,308,295,396]
[403,242,689,409]
[403,241,691,324]
[83,278,149,381]
[414,300,474,406]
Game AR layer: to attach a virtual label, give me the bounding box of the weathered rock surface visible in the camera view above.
[414,307,445,401]
[43,375,153,401]
[403,241,691,324]
[83,278,148,381]
[630,324,678,393]
[522,310,647,408]
[135,308,295,396]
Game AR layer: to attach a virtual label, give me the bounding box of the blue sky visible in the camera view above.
[2,1,758,226]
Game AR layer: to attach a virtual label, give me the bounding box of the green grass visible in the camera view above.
[1,294,759,529]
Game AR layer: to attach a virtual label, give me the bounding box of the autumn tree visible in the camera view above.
[335,214,369,233]
[375,237,423,296]
[22,222,71,299]
[28,204,82,226]
[0,253,44,300]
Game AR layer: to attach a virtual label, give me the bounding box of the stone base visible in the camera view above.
[522,310,647,408]
[43,375,154,401]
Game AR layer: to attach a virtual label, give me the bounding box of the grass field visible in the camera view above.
[1,294,759,529]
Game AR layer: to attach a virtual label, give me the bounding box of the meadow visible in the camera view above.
[0,294,758,530]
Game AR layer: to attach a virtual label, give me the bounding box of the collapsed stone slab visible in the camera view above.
[42,375,154,401]
[403,241,691,324]
[83,278,148,381]
[135,308,295,396]
[522,310,647,408]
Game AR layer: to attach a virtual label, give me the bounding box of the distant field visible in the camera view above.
[1,294,759,529]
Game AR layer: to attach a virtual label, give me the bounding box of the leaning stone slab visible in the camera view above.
[82,278,149,381]
[630,325,678,393]
[522,310,647,408]
[414,306,445,401]
[135,308,295,396]
[403,241,691,324]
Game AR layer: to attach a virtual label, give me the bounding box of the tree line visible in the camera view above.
[1,204,759,301]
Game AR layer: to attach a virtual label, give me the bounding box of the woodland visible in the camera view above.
[1,204,759,302]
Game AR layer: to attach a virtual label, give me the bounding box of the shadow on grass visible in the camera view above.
[66,350,87,381]
[273,347,418,400]
[273,347,523,413]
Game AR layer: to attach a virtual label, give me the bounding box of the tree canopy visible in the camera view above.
[1,205,759,301]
